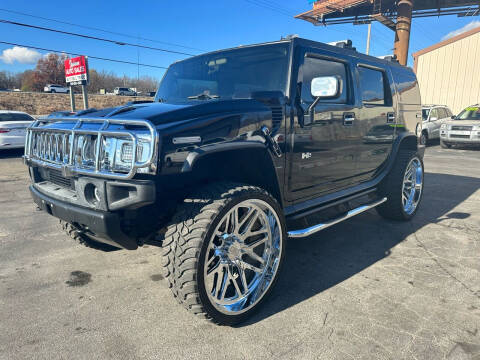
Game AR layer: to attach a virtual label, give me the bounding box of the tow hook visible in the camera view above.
[261,126,282,158]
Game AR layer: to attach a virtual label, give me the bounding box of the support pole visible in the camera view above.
[69,85,76,112]
[366,22,372,55]
[81,84,89,110]
[394,0,414,66]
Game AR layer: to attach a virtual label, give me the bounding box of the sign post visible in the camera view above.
[69,85,76,111]
[81,84,89,109]
[64,55,89,111]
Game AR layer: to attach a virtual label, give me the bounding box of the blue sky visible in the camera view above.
[0,0,479,81]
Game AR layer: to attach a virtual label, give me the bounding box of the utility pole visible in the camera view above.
[366,22,372,55]
[394,0,414,65]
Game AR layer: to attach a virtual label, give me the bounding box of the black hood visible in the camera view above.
[107,99,270,125]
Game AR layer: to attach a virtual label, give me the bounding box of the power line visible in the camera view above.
[0,8,204,52]
[259,0,298,13]
[242,0,294,18]
[0,19,196,57]
[0,41,169,69]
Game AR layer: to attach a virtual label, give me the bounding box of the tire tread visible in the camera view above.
[160,182,281,324]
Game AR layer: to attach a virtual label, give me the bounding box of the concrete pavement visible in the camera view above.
[0,145,479,360]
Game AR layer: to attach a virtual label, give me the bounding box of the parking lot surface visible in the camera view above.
[1,145,479,360]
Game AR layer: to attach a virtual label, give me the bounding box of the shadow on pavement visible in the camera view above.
[241,172,479,326]
[0,148,24,159]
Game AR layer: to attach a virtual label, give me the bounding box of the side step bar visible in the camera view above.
[287,197,387,238]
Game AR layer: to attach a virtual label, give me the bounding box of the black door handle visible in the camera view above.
[387,112,395,123]
[343,112,355,126]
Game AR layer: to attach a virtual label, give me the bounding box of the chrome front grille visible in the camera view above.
[31,132,72,164]
[451,126,472,131]
[24,117,158,179]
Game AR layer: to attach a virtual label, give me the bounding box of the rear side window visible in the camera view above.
[358,66,390,105]
[13,113,34,121]
[0,114,14,121]
[301,56,349,104]
[0,113,33,121]
[422,109,430,120]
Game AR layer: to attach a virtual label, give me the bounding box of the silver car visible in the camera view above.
[0,111,35,149]
[420,105,453,145]
[440,104,480,148]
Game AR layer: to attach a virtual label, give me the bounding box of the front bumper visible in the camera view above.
[30,185,140,249]
[441,130,480,144]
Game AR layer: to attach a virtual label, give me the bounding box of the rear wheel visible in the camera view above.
[161,183,286,325]
[376,151,424,221]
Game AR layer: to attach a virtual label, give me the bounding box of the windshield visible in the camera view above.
[422,109,430,121]
[456,106,480,121]
[155,43,290,103]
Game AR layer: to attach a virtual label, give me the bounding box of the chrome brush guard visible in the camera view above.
[23,117,159,180]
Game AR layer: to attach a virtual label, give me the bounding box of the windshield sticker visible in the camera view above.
[465,107,479,112]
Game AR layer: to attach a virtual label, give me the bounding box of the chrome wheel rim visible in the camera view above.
[203,199,282,315]
[402,157,423,215]
[420,134,427,145]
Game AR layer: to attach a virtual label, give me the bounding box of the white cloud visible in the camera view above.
[442,21,480,41]
[0,46,42,64]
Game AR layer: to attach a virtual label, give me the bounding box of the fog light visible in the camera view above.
[84,183,101,205]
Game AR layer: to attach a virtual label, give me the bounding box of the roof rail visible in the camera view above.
[327,40,356,51]
[377,55,399,63]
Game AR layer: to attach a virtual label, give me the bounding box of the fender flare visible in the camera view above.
[180,140,269,173]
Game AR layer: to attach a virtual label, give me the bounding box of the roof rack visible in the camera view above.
[327,40,356,51]
[422,104,449,107]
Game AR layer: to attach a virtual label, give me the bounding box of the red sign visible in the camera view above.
[64,56,88,84]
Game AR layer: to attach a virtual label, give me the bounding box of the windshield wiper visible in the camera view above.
[187,93,220,100]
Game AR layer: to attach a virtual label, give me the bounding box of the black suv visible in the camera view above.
[24,38,424,325]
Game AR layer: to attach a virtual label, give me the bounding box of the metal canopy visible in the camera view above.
[296,0,480,25]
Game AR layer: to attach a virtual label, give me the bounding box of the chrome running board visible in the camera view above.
[287,197,387,238]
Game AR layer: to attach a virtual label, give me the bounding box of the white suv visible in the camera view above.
[420,105,453,145]
[440,104,480,148]
[114,87,136,96]
[44,84,70,93]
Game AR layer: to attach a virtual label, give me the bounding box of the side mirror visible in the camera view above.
[311,76,340,98]
[430,117,438,122]
[451,115,456,120]
[306,76,341,126]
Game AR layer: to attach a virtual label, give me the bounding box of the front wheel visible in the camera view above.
[440,139,452,149]
[161,183,286,325]
[376,151,424,221]
[420,132,428,146]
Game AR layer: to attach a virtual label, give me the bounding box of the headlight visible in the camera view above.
[441,123,447,129]
[99,135,153,174]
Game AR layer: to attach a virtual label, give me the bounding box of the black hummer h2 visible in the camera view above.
[24,37,424,325]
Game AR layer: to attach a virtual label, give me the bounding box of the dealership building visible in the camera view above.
[413,25,480,114]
